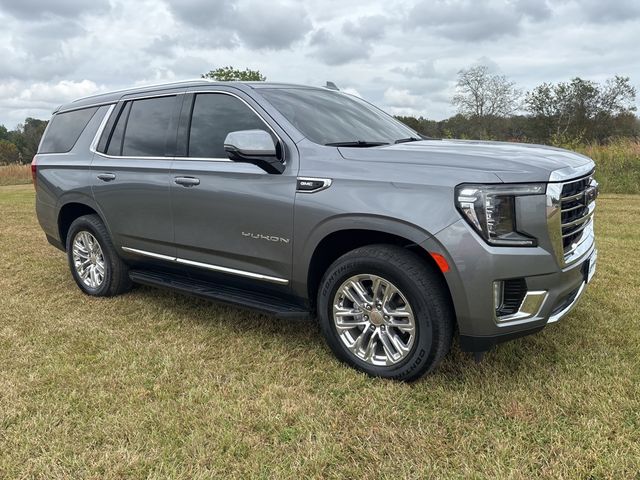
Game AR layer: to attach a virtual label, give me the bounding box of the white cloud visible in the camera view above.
[0,0,638,127]
[383,87,421,108]
[17,80,102,104]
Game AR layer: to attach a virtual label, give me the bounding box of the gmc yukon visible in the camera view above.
[33,80,598,380]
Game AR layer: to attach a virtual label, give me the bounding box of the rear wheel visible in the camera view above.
[66,214,132,297]
[317,245,454,381]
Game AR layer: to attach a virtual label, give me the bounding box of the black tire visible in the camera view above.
[66,214,132,297]
[317,244,454,381]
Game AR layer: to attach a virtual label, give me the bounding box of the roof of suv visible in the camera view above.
[56,80,325,113]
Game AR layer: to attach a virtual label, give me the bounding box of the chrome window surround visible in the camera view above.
[121,247,288,285]
[546,166,597,267]
[89,104,116,152]
[90,90,285,165]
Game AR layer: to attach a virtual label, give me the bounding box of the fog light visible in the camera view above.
[493,281,504,312]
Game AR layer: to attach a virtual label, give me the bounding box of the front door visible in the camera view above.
[170,91,297,285]
[91,93,182,258]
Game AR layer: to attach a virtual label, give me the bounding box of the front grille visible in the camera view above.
[559,174,597,258]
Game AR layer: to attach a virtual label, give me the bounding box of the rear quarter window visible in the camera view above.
[39,107,99,154]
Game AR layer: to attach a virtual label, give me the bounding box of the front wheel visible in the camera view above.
[317,245,454,381]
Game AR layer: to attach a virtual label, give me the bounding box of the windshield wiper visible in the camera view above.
[325,141,389,147]
[394,136,422,144]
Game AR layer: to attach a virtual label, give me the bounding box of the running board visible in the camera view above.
[129,270,311,320]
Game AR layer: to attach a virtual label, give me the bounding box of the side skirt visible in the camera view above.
[129,270,312,320]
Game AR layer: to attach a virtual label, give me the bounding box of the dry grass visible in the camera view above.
[576,138,640,194]
[0,184,639,479]
[0,164,31,186]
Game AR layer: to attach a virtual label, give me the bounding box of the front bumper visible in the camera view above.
[422,218,595,352]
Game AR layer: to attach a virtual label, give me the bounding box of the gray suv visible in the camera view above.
[33,80,598,380]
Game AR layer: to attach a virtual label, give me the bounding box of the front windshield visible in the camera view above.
[259,88,419,146]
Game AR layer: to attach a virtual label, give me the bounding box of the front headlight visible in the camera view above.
[455,183,545,246]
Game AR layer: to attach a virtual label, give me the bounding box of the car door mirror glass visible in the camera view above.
[223,129,284,174]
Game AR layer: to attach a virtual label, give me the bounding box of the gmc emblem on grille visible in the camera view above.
[584,185,598,205]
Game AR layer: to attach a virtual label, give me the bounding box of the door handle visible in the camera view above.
[174,176,200,187]
[97,173,116,181]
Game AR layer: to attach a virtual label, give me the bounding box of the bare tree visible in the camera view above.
[452,65,521,118]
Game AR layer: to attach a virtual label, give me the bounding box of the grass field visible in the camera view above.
[576,139,640,195]
[0,164,31,186]
[0,185,639,479]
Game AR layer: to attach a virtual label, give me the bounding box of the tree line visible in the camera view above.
[0,118,47,165]
[398,65,638,147]
[1,65,637,165]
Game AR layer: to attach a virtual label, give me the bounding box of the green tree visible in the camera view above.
[0,140,20,165]
[525,76,637,144]
[201,66,266,81]
[10,118,48,163]
[0,125,8,142]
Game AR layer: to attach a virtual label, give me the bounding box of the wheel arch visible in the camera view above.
[57,198,108,251]
[299,216,452,311]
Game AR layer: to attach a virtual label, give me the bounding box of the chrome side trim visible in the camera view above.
[547,281,586,323]
[92,151,173,161]
[121,246,176,261]
[296,177,333,193]
[175,258,289,285]
[121,246,289,285]
[174,157,232,163]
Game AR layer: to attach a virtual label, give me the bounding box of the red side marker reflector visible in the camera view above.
[430,252,449,273]
[31,155,38,190]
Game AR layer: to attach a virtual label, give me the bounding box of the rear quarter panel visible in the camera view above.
[36,105,112,244]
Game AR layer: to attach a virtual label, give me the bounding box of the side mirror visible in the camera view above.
[223,129,284,174]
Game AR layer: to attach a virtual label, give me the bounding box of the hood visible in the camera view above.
[338,139,594,183]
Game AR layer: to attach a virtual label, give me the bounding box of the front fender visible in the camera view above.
[291,213,436,299]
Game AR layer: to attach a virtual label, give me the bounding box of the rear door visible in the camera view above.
[91,92,183,258]
[170,89,298,285]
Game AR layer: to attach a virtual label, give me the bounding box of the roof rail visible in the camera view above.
[71,78,217,103]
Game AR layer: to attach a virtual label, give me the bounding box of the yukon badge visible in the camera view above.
[242,232,290,244]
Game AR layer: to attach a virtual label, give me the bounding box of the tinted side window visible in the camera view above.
[121,96,176,157]
[106,102,131,156]
[39,107,99,153]
[188,94,269,158]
